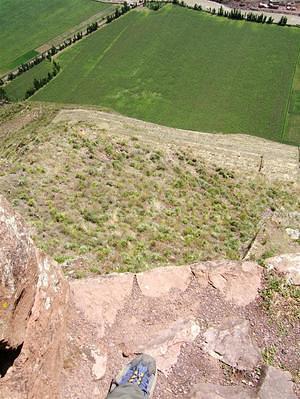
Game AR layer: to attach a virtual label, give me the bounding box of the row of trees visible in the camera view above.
[278,16,288,25]
[168,0,288,26]
[24,61,61,99]
[2,30,85,84]
[145,1,164,11]
[0,87,8,103]
[86,22,98,34]
[211,7,288,25]
[212,6,274,24]
[106,2,132,23]
[1,3,133,86]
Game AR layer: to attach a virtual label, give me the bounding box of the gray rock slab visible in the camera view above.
[258,366,297,399]
[138,318,200,374]
[285,228,300,240]
[202,317,261,370]
[266,253,300,285]
[189,383,254,399]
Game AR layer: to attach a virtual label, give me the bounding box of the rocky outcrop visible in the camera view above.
[258,366,297,399]
[189,383,254,399]
[266,253,300,285]
[202,317,261,370]
[138,318,200,374]
[191,261,262,306]
[0,194,298,399]
[136,265,192,297]
[0,195,69,399]
[189,366,297,399]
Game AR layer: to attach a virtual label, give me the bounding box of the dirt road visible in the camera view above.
[184,0,300,25]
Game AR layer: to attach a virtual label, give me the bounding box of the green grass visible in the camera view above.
[0,104,299,274]
[261,272,300,323]
[284,62,300,144]
[0,0,114,74]
[8,50,39,71]
[5,61,54,101]
[33,6,300,144]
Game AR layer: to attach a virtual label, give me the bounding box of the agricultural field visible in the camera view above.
[5,61,54,101]
[284,62,300,144]
[33,5,300,144]
[0,0,115,75]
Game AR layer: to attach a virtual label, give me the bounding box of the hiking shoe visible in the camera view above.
[108,353,157,398]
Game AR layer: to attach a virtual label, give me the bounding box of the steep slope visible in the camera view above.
[0,104,299,275]
[0,196,299,398]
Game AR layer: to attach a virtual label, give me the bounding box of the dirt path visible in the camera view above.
[53,108,299,182]
[36,5,116,53]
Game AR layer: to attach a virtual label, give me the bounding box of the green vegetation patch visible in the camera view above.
[284,62,300,144]
[34,6,300,144]
[5,61,54,101]
[8,50,39,71]
[0,108,298,274]
[0,0,114,74]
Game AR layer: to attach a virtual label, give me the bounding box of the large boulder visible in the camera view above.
[0,196,69,399]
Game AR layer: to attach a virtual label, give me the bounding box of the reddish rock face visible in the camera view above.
[191,260,262,306]
[0,195,69,399]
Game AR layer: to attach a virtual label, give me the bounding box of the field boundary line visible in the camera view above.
[0,4,117,81]
[84,26,129,77]
[281,46,300,143]
[63,25,129,99]
[29,11,133,101]
[35,5,117,53]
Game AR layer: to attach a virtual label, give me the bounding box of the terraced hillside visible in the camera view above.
[0,103,298,275]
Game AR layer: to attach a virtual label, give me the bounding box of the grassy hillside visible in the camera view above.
[0,0,114,74]
[0,104,298,275]
[5,61,54,101]
[33,6,300,144]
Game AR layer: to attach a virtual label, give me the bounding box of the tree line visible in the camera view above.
[1,3,134,87]
[106,2,132,23]
[24,61,61,99]
[167,0,288,26]
[145,1,165,10]
[211,6,274,24]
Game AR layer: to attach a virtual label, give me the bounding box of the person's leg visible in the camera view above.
[106,383,144,399]
[106,354,157,399]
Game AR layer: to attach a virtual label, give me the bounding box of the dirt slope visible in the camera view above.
[54,108,299,182]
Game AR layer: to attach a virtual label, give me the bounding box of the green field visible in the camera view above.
[5,61,54,101]
[284,62,300,144]
[33,6,300,144]
[0,0,114,74]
